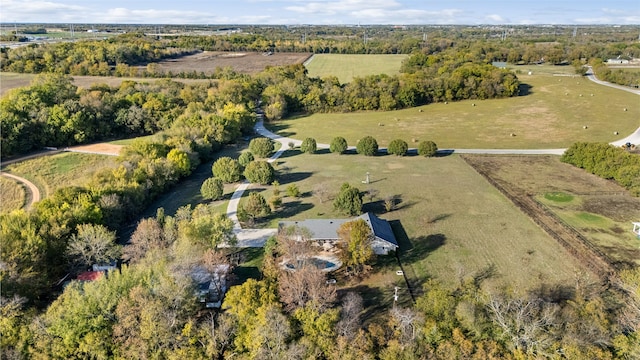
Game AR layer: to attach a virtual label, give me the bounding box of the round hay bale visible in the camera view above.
[510,133,516,137]
[418,109,423,112]
[444,101,448,104]
[579,94,583,97]
[583,125,588,129]
[624,108,628,111]
[614,131,619,135]
[378,123,383,126]
[472,103,476,107]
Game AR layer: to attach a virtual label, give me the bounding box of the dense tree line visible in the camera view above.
[0,74,257,304]
[3,217,639,359]
[561,142,640,196]
[592,60,640,88]
[0,33,195,75]
[0,73,257,158]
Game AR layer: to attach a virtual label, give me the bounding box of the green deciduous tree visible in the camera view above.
[333,183,363,216]
[418,140,438,157]
[330,136,348,154]
[300,137,317,154]
[212,157,242,183]
[200,177,224,201]
[387,139,408,156]
[243,160,275,185]
[249,138,275,158]
[356,136,378,156]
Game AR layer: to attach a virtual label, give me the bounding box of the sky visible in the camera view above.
[1,0,639,25]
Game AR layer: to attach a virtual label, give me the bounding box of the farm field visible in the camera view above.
[153,51,312,75]
[241,150,594,296]
[269,65,640,149]
[462,155,640,268]
[0,72,214,96]
[305,54,408,83]
[3,152,117,203]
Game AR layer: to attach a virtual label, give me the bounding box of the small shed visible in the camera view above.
[77,271,103,282]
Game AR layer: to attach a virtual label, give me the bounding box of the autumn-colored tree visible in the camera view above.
[337,219,374,275]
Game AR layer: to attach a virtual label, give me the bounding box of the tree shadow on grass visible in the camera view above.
[401,234,447,265]
[518,83,533,96]
[264,122,296,138]
[277,171,314,185]
[344,284,389,320]
[274,200,314,219]
[276,149,301,159]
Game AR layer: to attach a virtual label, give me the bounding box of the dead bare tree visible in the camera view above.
[313,183,330,204]
[486,294,559,355]
[278,265,336,313]
[390,306,423,345]
[336,292,364,339]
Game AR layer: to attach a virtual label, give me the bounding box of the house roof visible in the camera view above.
[280,212,398,248]
[356,213,398,247]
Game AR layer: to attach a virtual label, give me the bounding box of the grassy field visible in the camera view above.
[270,65,640,149]
[0,72,213,96]
[241,150,592,296]
[4,153,117,199]
[0,176,26,213]
[305,54,408,83]
[464,155,640,267]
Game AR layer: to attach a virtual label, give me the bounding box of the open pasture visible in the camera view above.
[270,65,640,149]
[463,155,640,267]
[3,152,117,199]
[247,150,592,294]
[305,54,408,83]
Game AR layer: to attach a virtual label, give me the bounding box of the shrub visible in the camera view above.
[387,139,408,156]
[418,140,438,157]
[200,177,224,200]
[333,183,363,216]
[300,137,317,154]
[212,157,242,183]
[238,152,255,167]
[268,195,282,211]
[356,136,378,156]
[330,137,348,154]
[249,138,275,158]
[243,161,275,185]
[286,184,301,198]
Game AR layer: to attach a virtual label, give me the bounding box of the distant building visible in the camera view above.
[492,61,508,69]
[607,58,630,64]
[279,212,399,255]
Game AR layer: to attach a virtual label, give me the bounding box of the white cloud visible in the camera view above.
[485,14,506,23]
[0,0,87,21]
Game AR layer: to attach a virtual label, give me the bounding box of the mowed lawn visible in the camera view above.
[246,151,592,293]
[270,66,640,149]
[305,54,408,83]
